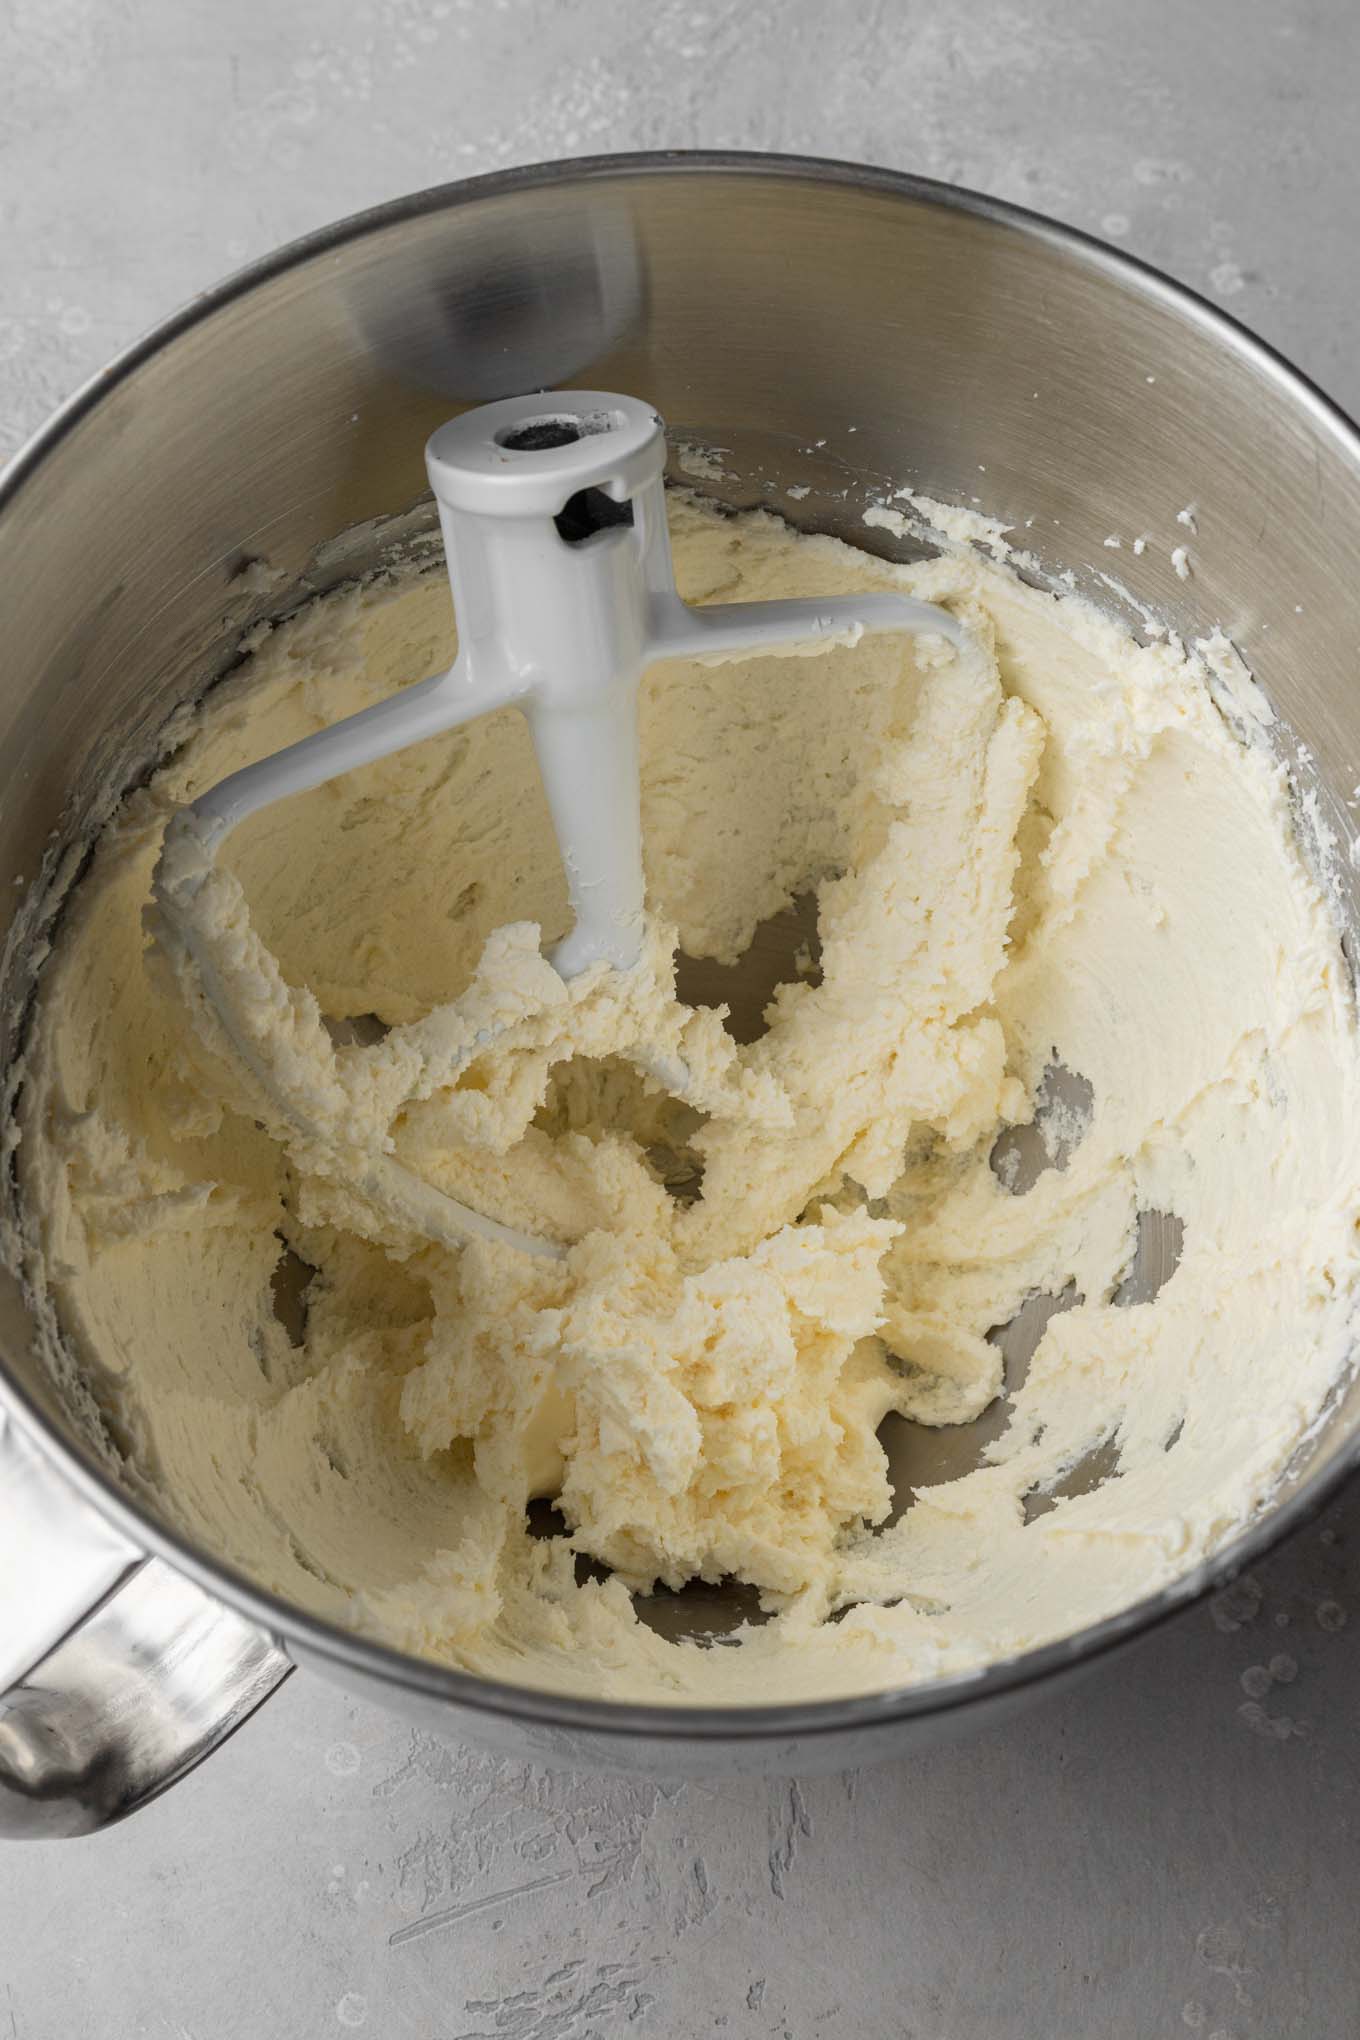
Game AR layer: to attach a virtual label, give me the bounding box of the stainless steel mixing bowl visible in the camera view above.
[5,154,1360,1837]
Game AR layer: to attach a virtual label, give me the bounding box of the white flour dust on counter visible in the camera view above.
[13,495,1360,1704]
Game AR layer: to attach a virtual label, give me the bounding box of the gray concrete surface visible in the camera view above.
[3,1,1360,2034]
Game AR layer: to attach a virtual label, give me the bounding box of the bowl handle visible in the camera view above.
[0,1408,290,1838]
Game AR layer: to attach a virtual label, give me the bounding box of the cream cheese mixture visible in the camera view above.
[16,497,1360,1703]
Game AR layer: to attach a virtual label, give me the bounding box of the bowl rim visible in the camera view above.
[5,147,1359,1746]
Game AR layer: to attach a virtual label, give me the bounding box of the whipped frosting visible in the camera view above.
[15,496,1360,1704]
